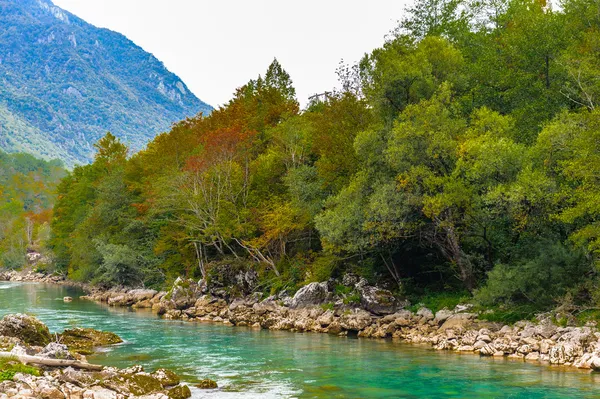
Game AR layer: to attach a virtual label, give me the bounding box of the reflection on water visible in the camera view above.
[0,281,599,398]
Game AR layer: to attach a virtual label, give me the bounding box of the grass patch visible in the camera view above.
[320,303,335,311]
[342,292,361,305]
[572,309,600,327]
[408,291,471,313]
[0,358,40,381]
[475,304,539,324]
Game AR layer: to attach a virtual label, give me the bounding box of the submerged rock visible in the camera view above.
[195,379,218,389]
[168,384,192,398]
[59,327,123,354]
[0,314,52,346]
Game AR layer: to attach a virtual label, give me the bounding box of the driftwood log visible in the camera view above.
[0,352,104,371]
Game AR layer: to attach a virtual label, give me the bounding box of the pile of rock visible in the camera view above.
[0,365,192,399]
[0,270,65,284]
[0,314,196,399]
[83,275,600,373]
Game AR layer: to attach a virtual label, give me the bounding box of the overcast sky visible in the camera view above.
[53,0,411,108]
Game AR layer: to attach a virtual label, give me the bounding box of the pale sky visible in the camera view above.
[53,0,411,108]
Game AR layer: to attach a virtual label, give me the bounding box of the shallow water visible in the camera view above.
[1,282,600,398]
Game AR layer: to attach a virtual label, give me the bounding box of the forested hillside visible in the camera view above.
[49,0,600,316]
[0,0,211,166]
[0,152,65,269]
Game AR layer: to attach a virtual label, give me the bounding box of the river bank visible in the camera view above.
[0,269,91,291]
[4,270,600,377]
[81,276,600,373]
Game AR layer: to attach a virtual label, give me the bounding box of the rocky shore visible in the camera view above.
[0,270,68,285]
[5,269,600,378]
[77,275,600,373]
[0,314,196,399]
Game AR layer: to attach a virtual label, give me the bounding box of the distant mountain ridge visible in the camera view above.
[0,0,212,166]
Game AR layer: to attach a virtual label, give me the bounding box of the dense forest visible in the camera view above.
[0,151,65,269]
[47,0,600,316]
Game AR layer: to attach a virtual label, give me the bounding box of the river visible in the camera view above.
[1,282,600,398]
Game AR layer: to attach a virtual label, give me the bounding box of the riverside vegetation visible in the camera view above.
[1,0,600,379]
[46,0,600,323]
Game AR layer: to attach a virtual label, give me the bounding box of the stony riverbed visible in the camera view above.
[5,270,600,384]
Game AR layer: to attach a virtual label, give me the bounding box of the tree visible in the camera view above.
[400,0,471,39]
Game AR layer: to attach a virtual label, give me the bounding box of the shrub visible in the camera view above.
[475,241,592,308]
[305,253,340,283]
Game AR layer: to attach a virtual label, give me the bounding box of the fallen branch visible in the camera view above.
[0,352,104,371]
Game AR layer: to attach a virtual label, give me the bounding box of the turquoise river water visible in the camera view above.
[1,282,600,398]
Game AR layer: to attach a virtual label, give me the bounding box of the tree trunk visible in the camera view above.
[193,241,206,280]
[444,226,475,291]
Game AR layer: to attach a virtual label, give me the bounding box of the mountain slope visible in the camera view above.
[0,0,212,166]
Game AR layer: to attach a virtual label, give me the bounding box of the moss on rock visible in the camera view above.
[195,379,218,389]
[59,328,123,354]
[126,373,164,396]
[168,384,192,399]
[0,314,51,346]
[152,368,180,387]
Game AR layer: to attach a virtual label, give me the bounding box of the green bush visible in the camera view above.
[475,242,592,308]
[255,256,305,296]
[305,253,340,283]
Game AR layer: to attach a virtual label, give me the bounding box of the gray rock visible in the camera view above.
[339,310,373,331]
[358,285,399,315]
[40,342,74,360]
[381,310,412,324]
[499,325,513,334]
[416,307,434,321]
[439,313,476,331]
[252,300,279,315]
[10,343,32,356]
[557,327,595,347]
[128,289,158,302]
[234,270,258,294]
[168,278,203,309]
[434,309,453,324]
[316,310,336,327]
[477,334,492,343]
[454,303,473,313]
[341,273,360,287]
[0,314,51,346]
[473,340,487,350]
[290,282,331,308]
[549,342,583,364]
